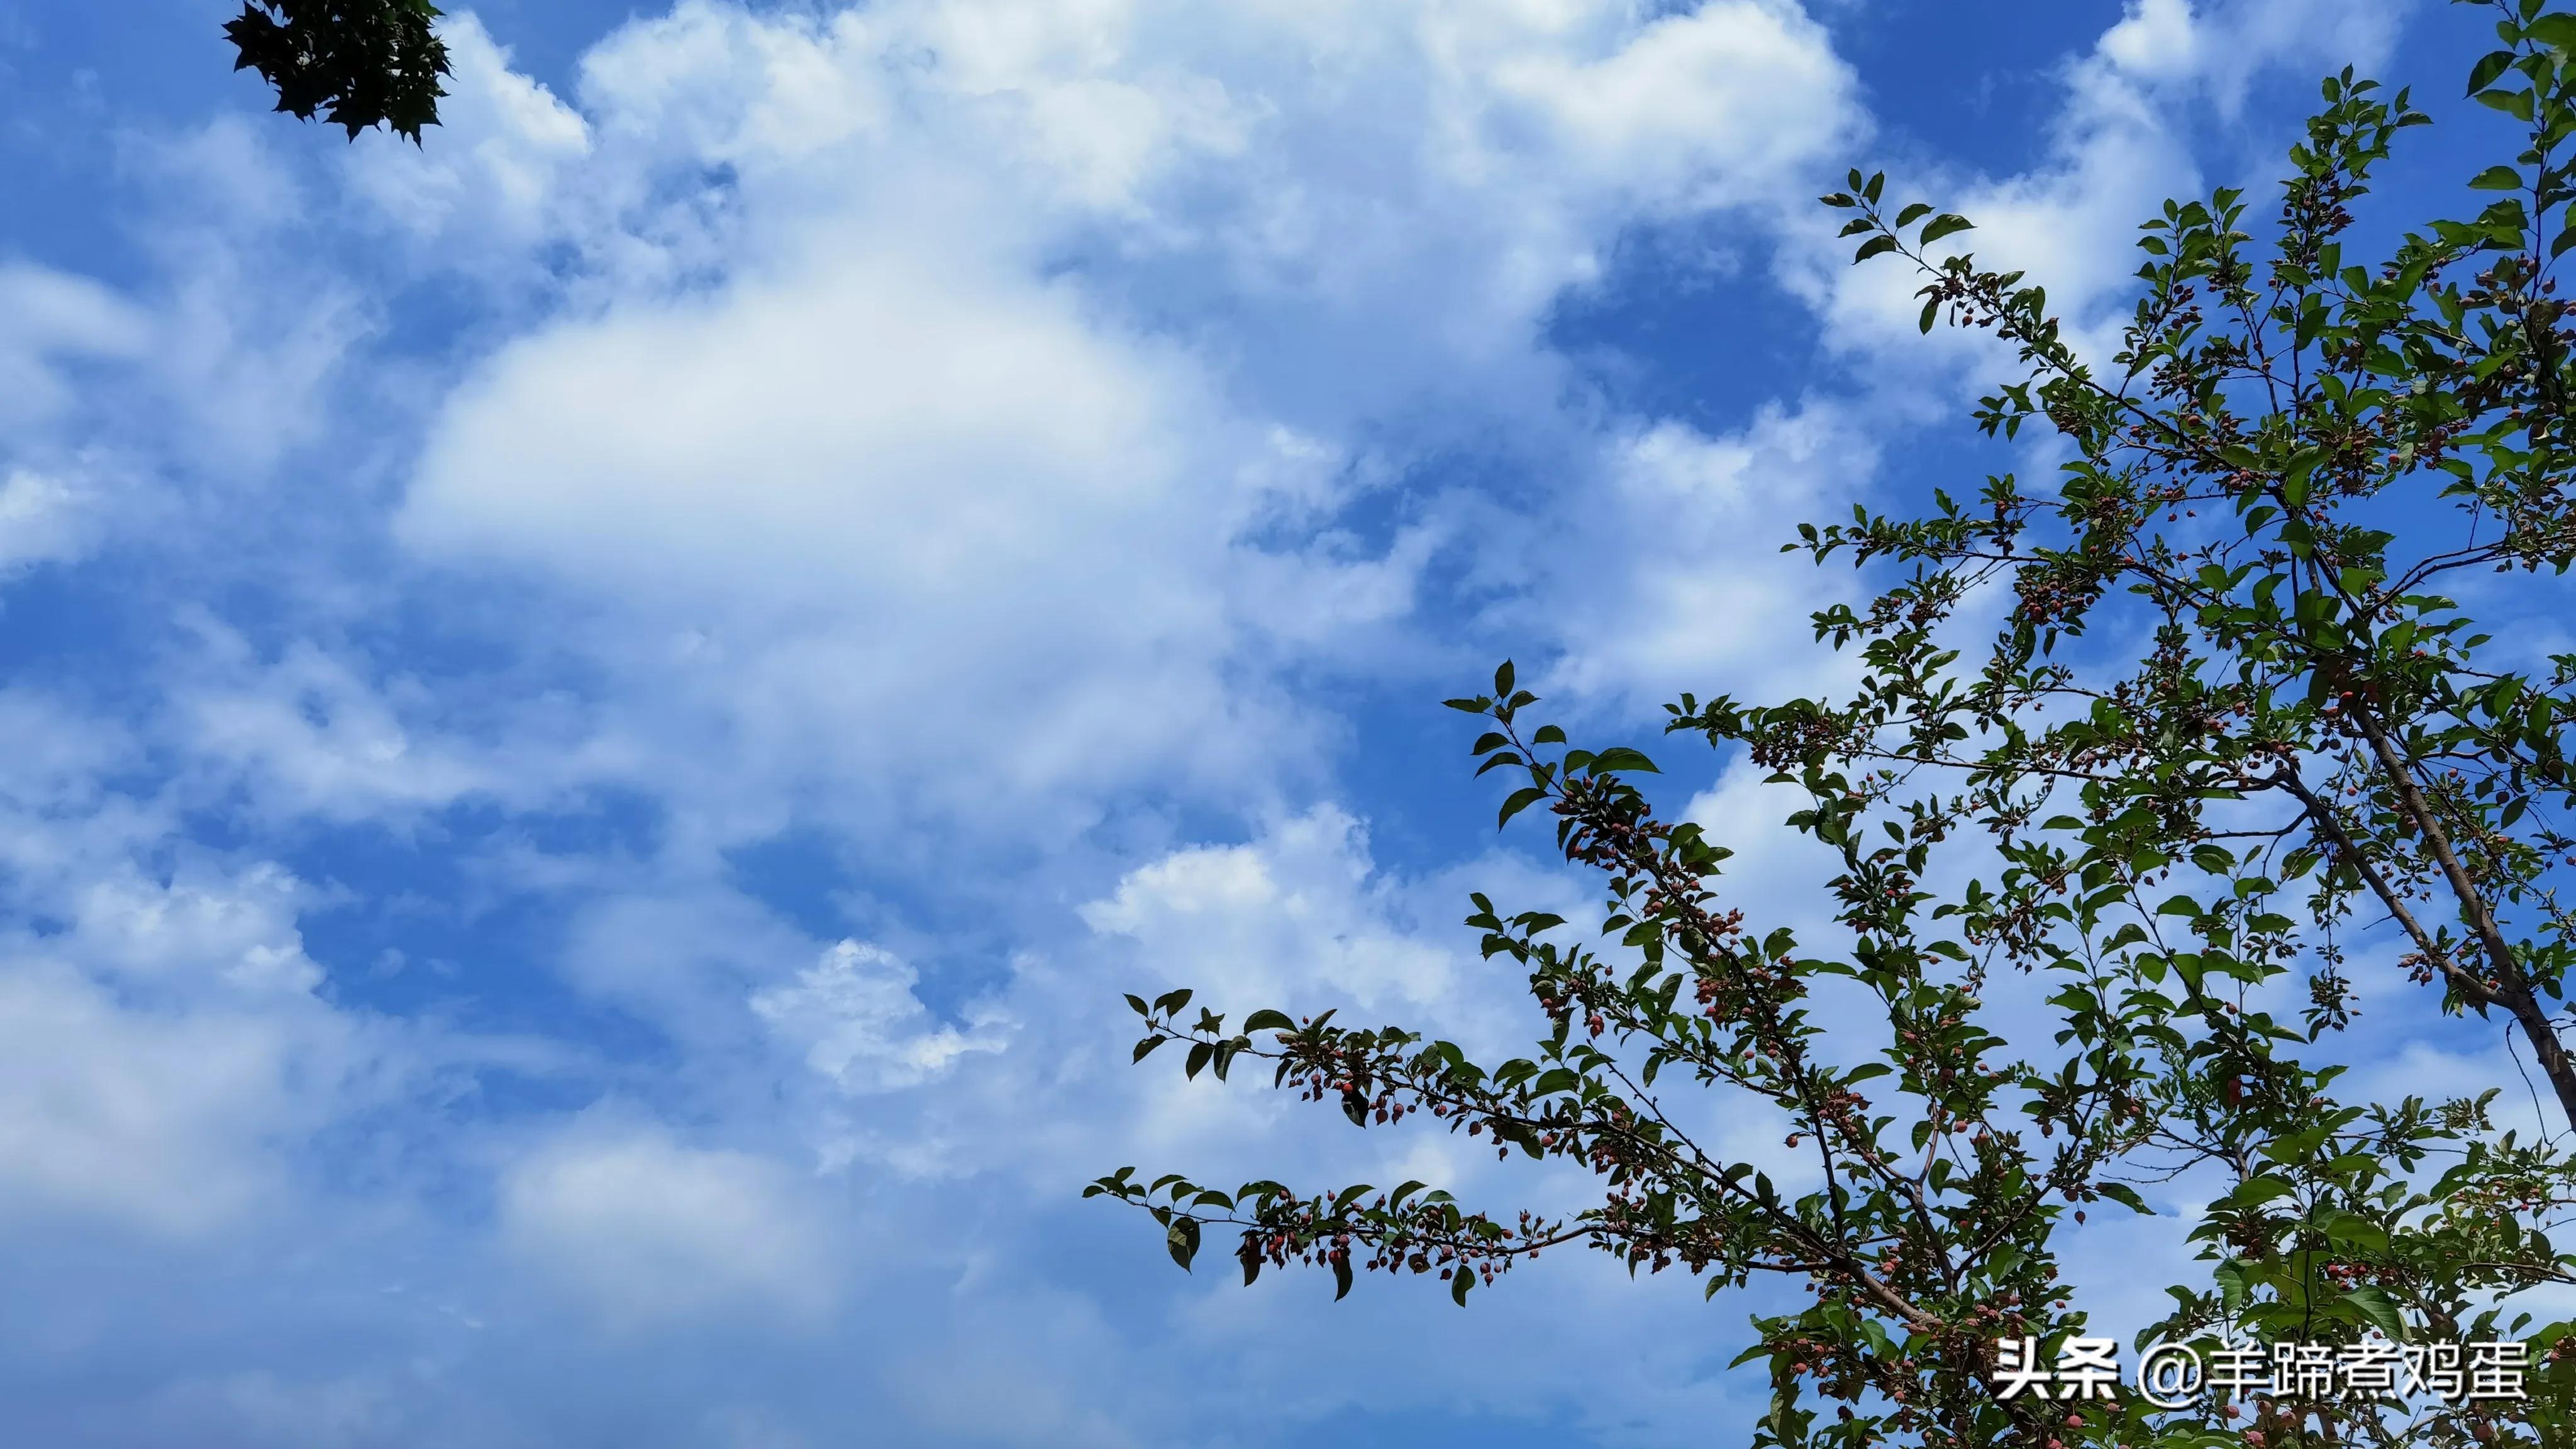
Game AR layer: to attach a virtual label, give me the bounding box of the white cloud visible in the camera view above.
[1794,0,2407,394]
[399,223,1319,837]
[0,702,392,1244]
[1488,0,1856,215]
[0,466,97,571]
[0,965,352,1238]
[70,861,320,995]
[174,623,506,823]
[379,0,1865,852]
[343,14,592,258]
[497,1119,839,1328]
[1498,401,1877,707]
[1082,806,1463,1016]
[0,264,148,432]
[2101,0,2409,112]
[753,940,1008,1094]
[2099,0,2202,82]
[402,243,1216,597]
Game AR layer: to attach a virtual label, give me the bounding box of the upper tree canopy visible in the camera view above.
[225,0,451,143]
[1094,2,2576,1445]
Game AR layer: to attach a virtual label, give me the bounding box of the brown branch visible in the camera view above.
[2296,708,2576,1132]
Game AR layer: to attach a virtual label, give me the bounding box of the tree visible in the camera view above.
[1092,3,2576,1445]
[224,0,450,143]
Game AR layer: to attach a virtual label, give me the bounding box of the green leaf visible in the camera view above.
[2341,1285,2407,1341]
[2469,47,2518,95]
[2232,1175,2297,1208]
[1919,214,1975,245]
[1451,1266,1474,1306]
[226,0,454,144]
[1499,787,1550,828]
[2097,1182,2153,1216]
[1241,1008,1295,1034]
[1167,1216,1201,1270]
[1333,1253,1355,1301]
[1894,202,1933,228]
[2529,14,2576,52]
[1853,235,1899,264]
[2323,1211,2390,1252]
[1133,1036,1166,1063]
[1919,294,1941,333]
[2471,164,2526,191]
[1588,747,1661,775]
[2479,86,2538,123]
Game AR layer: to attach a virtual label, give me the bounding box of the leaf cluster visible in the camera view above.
[1096,4,2576,1445]
[225,0,451,143]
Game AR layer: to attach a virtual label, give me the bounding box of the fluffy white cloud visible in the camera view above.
[377,0,1867,852]
[1497,402,1878,707]
[497,1119,839,1328]
[1082,806,1463,1014]
[0,788,371,1238]
[2100,0,2409,111]
[1487,0,1857,215]
[754,940,1008,1094]
[0,966,341,1236]
[0,465,99,571]
[342,14,592,259]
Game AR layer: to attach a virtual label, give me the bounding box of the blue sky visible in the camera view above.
[0,1,2545,1445]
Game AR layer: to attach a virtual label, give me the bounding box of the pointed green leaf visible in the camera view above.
[2469,47,2518,95]
[2529,14,2576,53]
[1588,747,1660,775]
[2341,1285,2406,1341]
[2097,1182,2153,1215]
